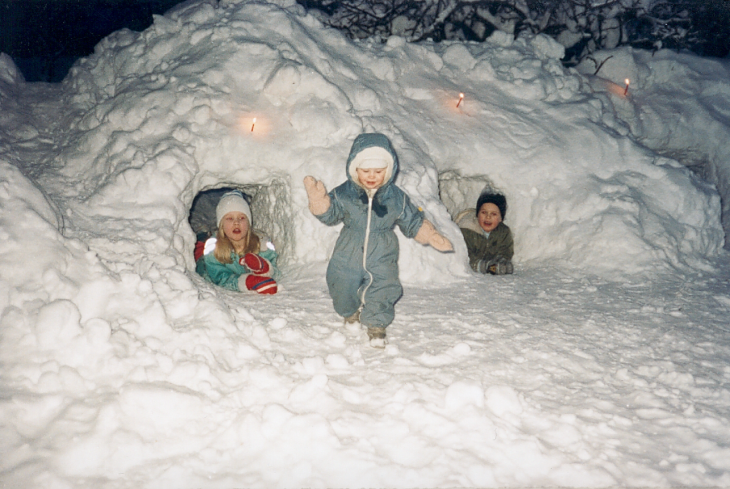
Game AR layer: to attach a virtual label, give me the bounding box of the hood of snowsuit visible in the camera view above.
[345,133,399,192]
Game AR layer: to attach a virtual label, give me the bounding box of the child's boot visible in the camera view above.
[367,327,387,349]
[343,310,361,332]
[344,310,360,324]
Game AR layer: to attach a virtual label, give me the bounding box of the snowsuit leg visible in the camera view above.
[359,255,402,328]
[326,232,402,328]
[326,242,402,327]
[326,256,366,319]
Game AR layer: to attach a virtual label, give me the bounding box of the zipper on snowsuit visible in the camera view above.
[359,192,375,311]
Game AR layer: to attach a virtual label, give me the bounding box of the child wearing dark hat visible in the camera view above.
[197,190,280,294]
[455,192,514,275]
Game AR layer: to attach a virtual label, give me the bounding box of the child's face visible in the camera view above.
[222,211,250,244]
[478,203,502,233]
[356,167,387,190]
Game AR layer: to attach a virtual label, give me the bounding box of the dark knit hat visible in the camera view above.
[476,192,507,219]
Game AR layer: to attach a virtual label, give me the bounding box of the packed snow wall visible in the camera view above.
[6,0,723,283]
[576,48,730,249]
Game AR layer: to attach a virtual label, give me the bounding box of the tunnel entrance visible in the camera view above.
[651,148,729,249]
[437,170,499,219]
[188,179,293,264]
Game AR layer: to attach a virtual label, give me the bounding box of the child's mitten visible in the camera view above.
[238,274,278,294]
[414,219,453,252]
[239,253,271,275]
[490,257,514,275]
[303,176,331,216]
[194,240,206,262]
[478,256,514,275]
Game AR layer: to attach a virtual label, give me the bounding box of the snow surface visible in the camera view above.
[1,0,730,487]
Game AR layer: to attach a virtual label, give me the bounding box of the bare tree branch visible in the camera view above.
[296,0,730,64]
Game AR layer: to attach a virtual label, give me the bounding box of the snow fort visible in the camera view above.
[1,0,726,285]
[5,0,730,487]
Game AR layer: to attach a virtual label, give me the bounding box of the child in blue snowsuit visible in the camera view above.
[304,133,453,348]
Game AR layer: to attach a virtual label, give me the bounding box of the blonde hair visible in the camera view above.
[213,222,261,264]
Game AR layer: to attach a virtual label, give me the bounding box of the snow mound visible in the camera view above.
[577,47,730,249]
[11,0,728,283]
[3,1,730,487]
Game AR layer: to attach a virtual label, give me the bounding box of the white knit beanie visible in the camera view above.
[349,146,394,185]
[216,191,252,228]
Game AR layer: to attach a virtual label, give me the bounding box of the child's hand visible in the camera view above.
[414,219,454,252]
[238,274,278,294]
[478,256,514,275]
[303,176,331,216]
[430,233,453,252]
[239,253,271,275]
[303,176,326,197]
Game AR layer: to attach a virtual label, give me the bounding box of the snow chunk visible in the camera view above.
[485,385,524,416]
[527,34,566,61]
[34,300,83,348]
[442,43,477,71]
[445,380,484,409]
[0,53,24,84]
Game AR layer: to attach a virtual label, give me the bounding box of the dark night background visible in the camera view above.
[1,0,187,82]
[2,0,729,83]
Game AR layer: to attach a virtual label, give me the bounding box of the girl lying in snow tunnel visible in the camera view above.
[304,132,453,348]
[455,191,514,275]
[195,190,280,294]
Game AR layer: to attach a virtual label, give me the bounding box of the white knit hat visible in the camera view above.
[349,146,394,186]
[216,191,252,228]
[351,146,392,169]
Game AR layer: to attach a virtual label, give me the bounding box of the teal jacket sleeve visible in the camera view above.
[202,250,281,291]
[203,252,242,291]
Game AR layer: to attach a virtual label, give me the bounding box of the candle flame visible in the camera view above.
[251,117,256,132]
[623,79,630,96]
[456,93,464,108]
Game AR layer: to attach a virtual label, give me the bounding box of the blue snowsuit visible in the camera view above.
[315,133,425,328]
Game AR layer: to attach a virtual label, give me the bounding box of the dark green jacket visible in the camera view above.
[456,210,513,272]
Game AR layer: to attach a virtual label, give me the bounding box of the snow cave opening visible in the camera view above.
[655,148,730,249]
[438,171,501,220]
[188,180,293,264]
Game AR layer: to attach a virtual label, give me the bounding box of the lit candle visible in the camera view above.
[251,117,256,132]
[623,79,630,96]
[456,93,464,108]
